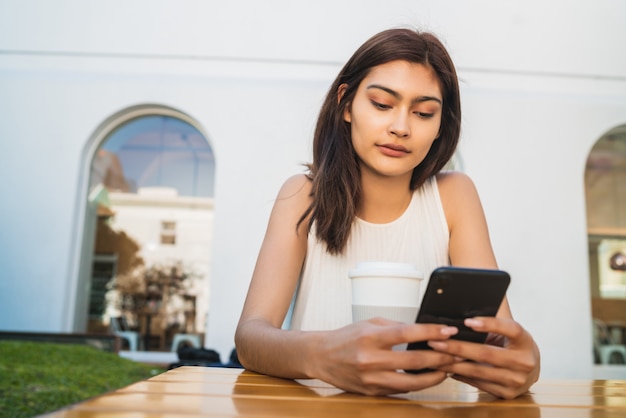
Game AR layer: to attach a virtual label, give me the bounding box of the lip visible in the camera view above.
[377,143,410,157]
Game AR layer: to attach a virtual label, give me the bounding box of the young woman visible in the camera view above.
[235,28,540,399]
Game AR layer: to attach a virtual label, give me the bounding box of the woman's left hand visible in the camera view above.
[427,317,540,400]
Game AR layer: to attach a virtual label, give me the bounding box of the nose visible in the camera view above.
[388,113,410,138]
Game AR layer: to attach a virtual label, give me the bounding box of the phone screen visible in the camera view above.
[405,266,510,373]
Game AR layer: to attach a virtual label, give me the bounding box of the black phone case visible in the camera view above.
[405,266,510,374]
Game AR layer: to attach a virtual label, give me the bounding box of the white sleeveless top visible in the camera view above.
[289,176,450,331]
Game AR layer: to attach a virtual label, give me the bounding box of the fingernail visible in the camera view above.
[441,326,458,336]
[465,318,484,328]
[428,341,448,350]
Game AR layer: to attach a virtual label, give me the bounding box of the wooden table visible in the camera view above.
[45,366,626,417]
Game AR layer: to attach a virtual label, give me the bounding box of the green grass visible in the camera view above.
[0,341,164,418]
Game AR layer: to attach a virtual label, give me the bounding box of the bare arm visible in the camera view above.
[235,174,317,378]
[437,171,512,318]
[435,171,540,399]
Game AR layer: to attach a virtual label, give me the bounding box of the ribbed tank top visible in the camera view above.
[289,176,450,331]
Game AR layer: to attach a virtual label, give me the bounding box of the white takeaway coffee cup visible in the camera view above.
[348,261,423,324]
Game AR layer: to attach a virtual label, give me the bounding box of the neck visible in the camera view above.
[358,171,413,223]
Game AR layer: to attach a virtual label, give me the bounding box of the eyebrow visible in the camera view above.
[366,84,442,105]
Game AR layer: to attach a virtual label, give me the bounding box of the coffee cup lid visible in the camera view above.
[349,261,423,279]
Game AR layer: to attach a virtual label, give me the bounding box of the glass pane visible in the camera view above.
[94,115,215,198]
[87,113,214,351]
[597,239,626,298]
[586,124,626,299]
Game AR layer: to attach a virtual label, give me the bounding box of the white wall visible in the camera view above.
[0,0,625,379]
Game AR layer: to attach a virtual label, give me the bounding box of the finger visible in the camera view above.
[340,322,458,370]
[351,336,458,372]
[450,373,527,400]
[427,339,532,371]
[464,317,528,344]
[430,318,539,373]
[351,369,448,396]
[391,347,458,372]
[347,322,462,374]
[352,319,456,349]
[353,321,457,350]
[440,358,523,387]
[367,319,458,338]
[388,369,449,394]
[378,323,458,348]
[438,345,538,397]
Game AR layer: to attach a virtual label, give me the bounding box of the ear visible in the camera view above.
[337,83,351,123]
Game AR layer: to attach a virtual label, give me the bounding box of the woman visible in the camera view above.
[235,28,540,399]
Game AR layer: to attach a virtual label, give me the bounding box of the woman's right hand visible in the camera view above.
[307,318,459,396]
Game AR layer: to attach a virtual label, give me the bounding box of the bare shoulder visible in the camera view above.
[271,174,313,227]
[435,171,479,201]
[435,171,485,229]
[277,174,312,201]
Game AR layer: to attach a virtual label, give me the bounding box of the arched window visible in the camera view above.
[585,124,626,365]
[81,105,215,351]
[586,124,626,298]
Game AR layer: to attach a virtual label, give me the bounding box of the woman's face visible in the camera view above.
[344,60,443,183]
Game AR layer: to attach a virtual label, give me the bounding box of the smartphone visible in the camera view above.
[405,266,510,374]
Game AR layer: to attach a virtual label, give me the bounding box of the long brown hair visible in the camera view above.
[299,28,461,254]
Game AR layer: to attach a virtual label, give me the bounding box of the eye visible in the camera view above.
[415,112,434,119]
[371,100,391,110]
